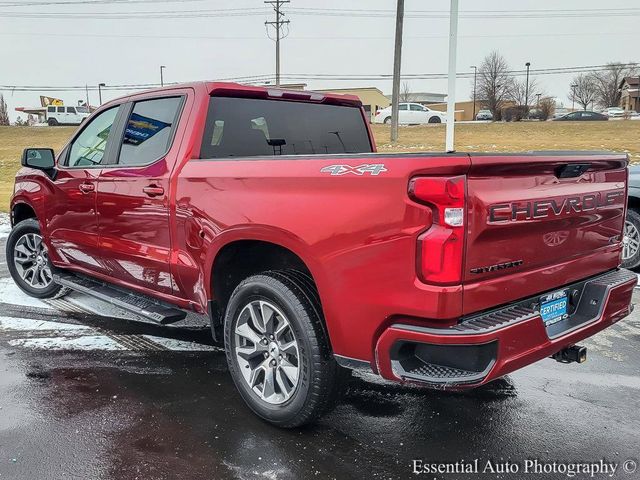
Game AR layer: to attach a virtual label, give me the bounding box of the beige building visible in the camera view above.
[619,77,640,112]
[316,87,391,121]
[427,100,481,121]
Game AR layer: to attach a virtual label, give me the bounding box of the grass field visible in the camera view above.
[0,126,75,214]
[1,121,639,213]
[372,121,640,159]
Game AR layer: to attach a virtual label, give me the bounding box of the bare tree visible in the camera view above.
[538,97,556,121]
[477,51,513,120]
[399,81,413,103]
[510,77,540,106]
[568,74,598,110]
[0,94,9,126]
[592,62,638,109]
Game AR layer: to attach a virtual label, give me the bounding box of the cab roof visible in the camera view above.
[127,81,363,107]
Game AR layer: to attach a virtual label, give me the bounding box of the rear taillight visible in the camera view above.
[409,176,466,285]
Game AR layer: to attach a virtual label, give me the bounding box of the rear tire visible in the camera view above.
[6,219,63,299]
[47,118,58,126]
[223,270,342,428]
[622,208,640,269]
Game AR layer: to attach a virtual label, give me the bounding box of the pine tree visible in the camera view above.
[0,94,9,126]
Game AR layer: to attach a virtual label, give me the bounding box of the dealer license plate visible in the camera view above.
[539,289,569,326]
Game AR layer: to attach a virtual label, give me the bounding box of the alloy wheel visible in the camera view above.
[623,220,640,262]
[234,300,300,405]
[13,233,53,290]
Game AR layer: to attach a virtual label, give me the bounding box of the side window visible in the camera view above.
[67,107,119,167]
[57,106,65,113]
[399,104,408,111]
[118,96,182,166]
[47,106,55,113]
[410,104,423,111]
[67,107,76,114]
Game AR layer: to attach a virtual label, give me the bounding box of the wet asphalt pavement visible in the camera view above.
[1,218,639,480]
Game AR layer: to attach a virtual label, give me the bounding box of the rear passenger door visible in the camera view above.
[96,94,186,296]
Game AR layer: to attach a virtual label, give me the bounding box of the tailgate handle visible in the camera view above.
[556,163,591,178]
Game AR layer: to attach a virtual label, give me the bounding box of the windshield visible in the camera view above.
[201,96,372,158]
[76,106,89,113]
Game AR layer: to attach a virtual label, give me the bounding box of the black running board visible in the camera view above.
[53,272,187,324]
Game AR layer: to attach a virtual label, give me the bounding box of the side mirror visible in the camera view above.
[22,148,55,170]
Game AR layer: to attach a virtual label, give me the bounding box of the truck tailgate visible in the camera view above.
[463,153,628,315]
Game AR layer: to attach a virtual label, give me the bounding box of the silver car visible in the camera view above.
[475,109,493,121]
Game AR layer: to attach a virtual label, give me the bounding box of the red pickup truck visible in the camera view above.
[7,82,636,427]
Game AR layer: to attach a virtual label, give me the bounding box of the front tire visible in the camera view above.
[224,270,341,428]
[428,116,442,124]
[6,218,63,299]
[622,209,640,269]
[383,116,392,124]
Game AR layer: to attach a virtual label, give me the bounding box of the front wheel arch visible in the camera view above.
[11,202,37,227]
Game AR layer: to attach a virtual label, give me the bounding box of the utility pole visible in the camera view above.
[265,0,290,87]
[85,84,90,109]
[470,65,477,120]
[536,93,541,107]
[160,65,166,87]
[524,61,531,107]
[571,83,578,111]
[390,0,404,143]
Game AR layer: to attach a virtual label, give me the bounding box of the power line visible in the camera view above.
[0,0,204,6]
[0,7,269,18]
[2,63,637,93]
[287,7,640,19]
[0,30,637,41]
[3,5,640,20]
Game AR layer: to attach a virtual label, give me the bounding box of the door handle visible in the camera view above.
[79,183,95,193]
[143,185,165,197]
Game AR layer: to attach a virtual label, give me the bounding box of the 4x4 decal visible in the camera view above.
[320,164,388,176]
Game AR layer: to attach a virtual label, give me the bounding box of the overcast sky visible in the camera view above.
[1,0,638,120]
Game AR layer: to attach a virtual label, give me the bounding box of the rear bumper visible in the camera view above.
[375,269,637,387]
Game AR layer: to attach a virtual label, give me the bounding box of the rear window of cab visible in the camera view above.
[200,96,373,158]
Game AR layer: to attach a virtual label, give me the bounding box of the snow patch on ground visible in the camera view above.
[1,316,217,352]
[0,277,53,309]
[0,213,10,240]
[0,316,92,332]
[8,335,127,351]
[143,335,220,352]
